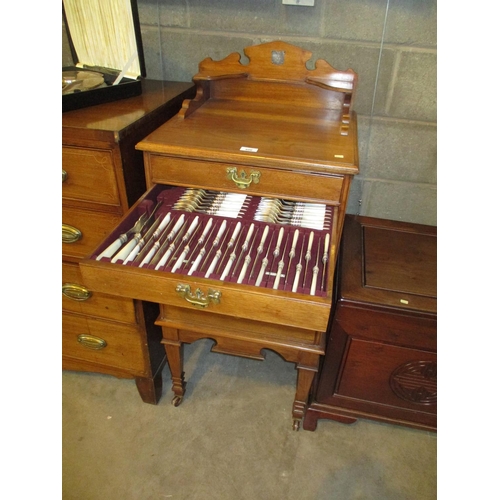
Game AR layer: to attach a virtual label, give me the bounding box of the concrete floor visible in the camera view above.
[62,339,437,500]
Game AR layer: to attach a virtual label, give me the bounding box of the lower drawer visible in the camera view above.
[159,304,324,352]
[62,313,146,374]
[62,261,137,323]
[80,184,335,332]
[337,338,436,414]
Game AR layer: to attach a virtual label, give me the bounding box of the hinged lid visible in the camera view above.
[339,215,437,315]
[63,0,145,80]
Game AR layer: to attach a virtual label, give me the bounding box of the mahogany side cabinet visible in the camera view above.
[303,215,437,432]
[62,80,195,404]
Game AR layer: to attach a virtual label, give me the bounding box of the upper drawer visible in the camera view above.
[62,146,121,208]
[148,155,346,206]
[63,206,122,260]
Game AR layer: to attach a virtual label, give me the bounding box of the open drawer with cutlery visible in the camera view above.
[80,41,359,429]
[83,184,336,328]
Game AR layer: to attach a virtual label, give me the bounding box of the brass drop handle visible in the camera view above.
[62,170,68,182]
[226,167,260,189]
[62,224,82,243]
[62,283,92,301]
[176,283,221,309]
[77,334,107,350]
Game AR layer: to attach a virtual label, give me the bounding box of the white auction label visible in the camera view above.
[240,146,258,152]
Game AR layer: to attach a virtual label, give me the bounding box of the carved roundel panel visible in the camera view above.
[390,360,437,405]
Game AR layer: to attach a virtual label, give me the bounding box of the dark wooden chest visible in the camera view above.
[303,215,437,431]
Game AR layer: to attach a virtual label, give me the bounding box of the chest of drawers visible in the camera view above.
[62,80,195,404]
[80,41,359,429]
[303,215,437,431]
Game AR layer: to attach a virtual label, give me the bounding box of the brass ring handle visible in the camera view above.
[62,170,68,182]
[62,283,93,301]
[62,224,82,243]
[226,167,261,189]
[176,283,221,309]
[77,334,107,350]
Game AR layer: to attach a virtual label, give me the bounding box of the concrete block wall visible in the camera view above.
[63,0,437,226]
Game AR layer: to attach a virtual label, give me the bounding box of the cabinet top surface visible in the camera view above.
[137,42,359,175]
[339,215,437,315]
[138,101,359,174]
[62,80,194,134]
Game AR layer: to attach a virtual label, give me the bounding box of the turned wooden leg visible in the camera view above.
[292,365,316,431]
[135,370,163,405]
[162,339,186,406]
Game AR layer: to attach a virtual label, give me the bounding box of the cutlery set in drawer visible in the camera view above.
[92,186,335,297]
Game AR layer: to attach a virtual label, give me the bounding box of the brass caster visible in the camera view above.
[292,419,301,431]
[172,396,183,407]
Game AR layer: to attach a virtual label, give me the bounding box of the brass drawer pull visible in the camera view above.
[176,283,221,308]
[62,283,92,301]
[62,169,68,182]
[226,167,260,189]
[62,224,82,243]
[77,334,107,350]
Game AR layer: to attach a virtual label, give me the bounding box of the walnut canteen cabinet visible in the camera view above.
[62,80,195,404]
[303,215,437,432]
[80,41,359,430]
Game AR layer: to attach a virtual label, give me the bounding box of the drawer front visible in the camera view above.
[62,207,122,259]
[80,261,331,332]
[62,146,121,207]
[149,155,345,205]
[337,338,436,414]
[335,305,436,351]
[62,313,146,374]
[62,262,137,323]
